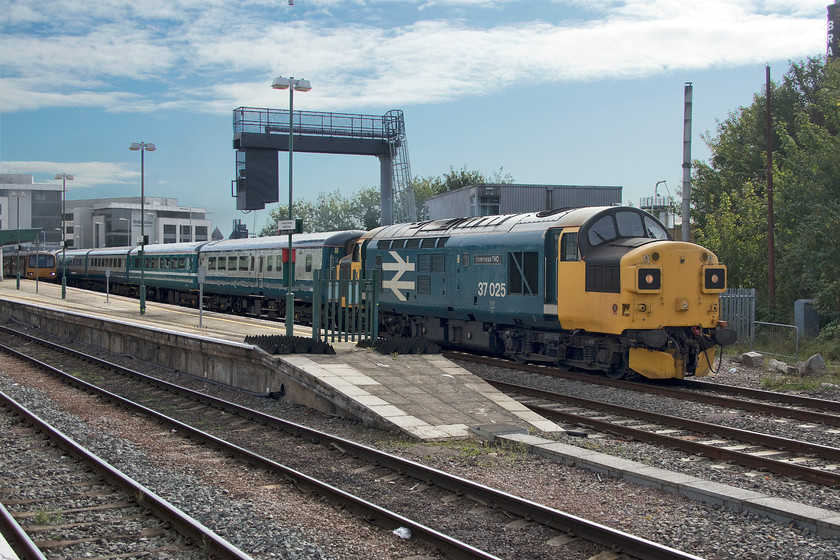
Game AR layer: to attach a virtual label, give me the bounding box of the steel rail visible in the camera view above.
[0,391,253,560]
[0,342,501,560]
[0,500,46,560]
[0,331,704,560]
[484,380,840,487]
[488,379,840,463]
[445,351,840,428]
[683,379,840,414]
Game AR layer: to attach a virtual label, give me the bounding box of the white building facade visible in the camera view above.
[1,175,212,249]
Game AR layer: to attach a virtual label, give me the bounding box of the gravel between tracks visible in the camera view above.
[2,325,839,560]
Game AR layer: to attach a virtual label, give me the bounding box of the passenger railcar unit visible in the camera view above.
[3,250,57,281]
[58,231,364,321]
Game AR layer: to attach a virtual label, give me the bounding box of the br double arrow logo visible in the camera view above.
[382,251,415,301]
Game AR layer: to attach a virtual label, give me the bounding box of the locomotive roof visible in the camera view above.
[368,206,623,239]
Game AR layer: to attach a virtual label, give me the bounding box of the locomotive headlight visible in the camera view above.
[635,267,661,292]
[702,266,727,293]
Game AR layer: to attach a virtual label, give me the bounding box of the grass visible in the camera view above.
[759,372,840,393]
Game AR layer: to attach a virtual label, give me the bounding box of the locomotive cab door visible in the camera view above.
[555,228,585,328]
[544,228,562,315]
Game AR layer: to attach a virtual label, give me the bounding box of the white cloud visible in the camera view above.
[0,0,828,113]
[1,161,139,190]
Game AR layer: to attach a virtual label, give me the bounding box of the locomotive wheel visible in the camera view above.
[605,368,628,380]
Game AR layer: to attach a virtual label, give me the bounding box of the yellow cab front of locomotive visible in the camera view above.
[620,241,728,378]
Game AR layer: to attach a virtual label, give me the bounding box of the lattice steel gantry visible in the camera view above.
[232,107,416,226]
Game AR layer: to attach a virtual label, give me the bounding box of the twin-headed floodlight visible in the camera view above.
[271,77,312,92]
[129,142,156,152]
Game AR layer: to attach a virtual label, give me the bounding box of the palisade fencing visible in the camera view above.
[720,288,755,347]
[311,269,380,344]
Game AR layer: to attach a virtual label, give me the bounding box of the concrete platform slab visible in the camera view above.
[0,281,563,441]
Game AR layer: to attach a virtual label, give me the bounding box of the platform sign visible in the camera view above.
[277,219,303,235]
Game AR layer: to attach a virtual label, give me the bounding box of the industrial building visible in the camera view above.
[423,183,622,220]
[1,174,212,249]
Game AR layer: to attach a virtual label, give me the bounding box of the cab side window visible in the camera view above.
[561,232,579,262]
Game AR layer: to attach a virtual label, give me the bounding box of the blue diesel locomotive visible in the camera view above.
[349,206,736,379]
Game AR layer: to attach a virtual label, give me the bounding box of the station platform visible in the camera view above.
[0,278,561,440]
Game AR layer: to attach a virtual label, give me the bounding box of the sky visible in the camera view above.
[0,0,832,237]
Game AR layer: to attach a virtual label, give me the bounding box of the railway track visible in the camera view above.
[0,325,704,560]
[446,351,840,427]
[487,379,840,487]
[0,391,252,560]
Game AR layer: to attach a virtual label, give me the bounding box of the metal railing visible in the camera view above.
[753,321,799,361]
[234,107,393,140]
[312,269,379,344]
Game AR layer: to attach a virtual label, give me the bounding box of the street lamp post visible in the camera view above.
[271,75,312,337]
[55,173,74,298]
[129,142,156,314]
[9,191,25,290]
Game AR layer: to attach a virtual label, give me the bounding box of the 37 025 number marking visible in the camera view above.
[477,282,506,297]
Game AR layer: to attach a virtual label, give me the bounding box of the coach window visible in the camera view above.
[305,254,313,273]
[266,256,273,272]
[239,256,249,271]
[218,257,227,271]
[208,256,216,271]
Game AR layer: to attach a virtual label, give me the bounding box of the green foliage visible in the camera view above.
[692,57,840,323]
[411,165,514,221]
[259,166,515,233]
[258,189,376,236]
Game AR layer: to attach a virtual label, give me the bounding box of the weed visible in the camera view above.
[33,509,62,525]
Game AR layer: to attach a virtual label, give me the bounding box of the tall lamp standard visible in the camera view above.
[129,142,156,315]
[55,173,74,298]
[9,191,25,290]
[271,75,311,337]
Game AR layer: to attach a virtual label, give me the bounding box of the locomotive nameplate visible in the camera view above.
[474,254,501,265]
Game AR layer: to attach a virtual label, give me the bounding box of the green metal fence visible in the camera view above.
[312,268,379,344]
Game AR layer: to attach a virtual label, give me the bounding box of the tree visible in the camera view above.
[258,166,516,233]
[692,57,840,323]
[411,166,514,220]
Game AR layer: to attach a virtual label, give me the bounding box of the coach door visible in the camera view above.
[256,254,265,291]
